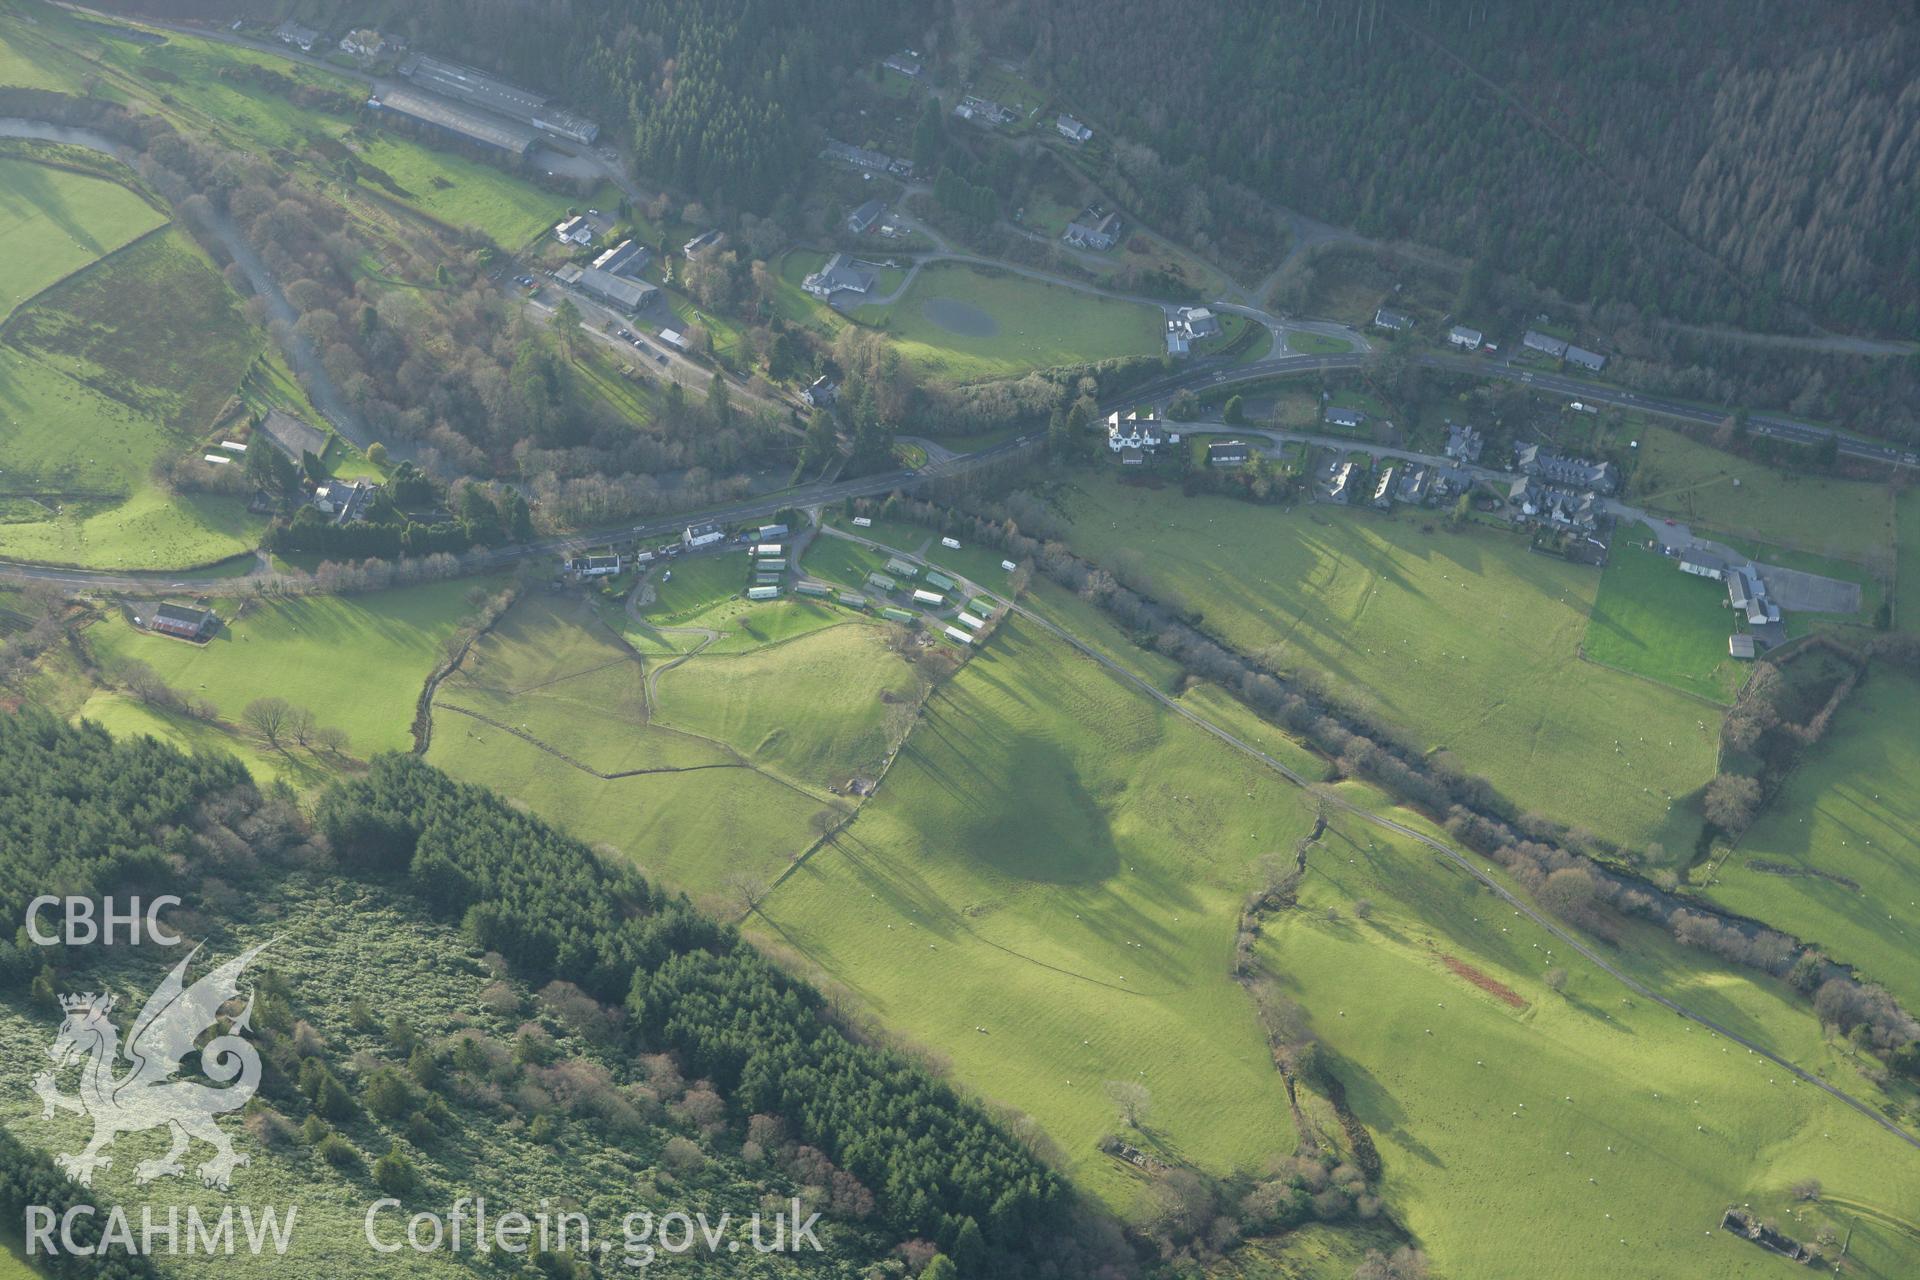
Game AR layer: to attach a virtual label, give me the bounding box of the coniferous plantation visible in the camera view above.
[2,0,1918,1276]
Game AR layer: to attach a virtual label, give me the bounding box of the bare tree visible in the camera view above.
[723,872,769,917]
[1704,773,1763,833]
[1104,1080,1152,1130]
[313,725,351,756]
[287,705,316,747]
[242,697,294,747]
[1354,1247,1428,1280]
[1544,967,1569,993]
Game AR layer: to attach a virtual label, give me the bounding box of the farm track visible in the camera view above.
[819,527,1920,1157]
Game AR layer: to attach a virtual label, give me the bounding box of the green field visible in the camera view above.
[9,226,261,433]
[1285,330,1353,355]
[0,351,260,568]
[0,170,266,569]
[1631,427,1897,564]
[1262,791,1920,1279]
[75,687,339,790]
[88,581,488,755]
[1583,539,1745,702]
[427,592,888,901]
[652,623,922,791]
[754,616,1317,1211]
[350,135,590,247]
[0,156,165,319]
[859,262,1162,381]
[1707,671,1920,1011]
[1055,475,1719,856]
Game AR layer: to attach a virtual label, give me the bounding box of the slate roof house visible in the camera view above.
[1373,307,1414,333]
[1513,442,1619,495]
[1448,325,1483,349]
[148,603,217,641]
[1444,422,1484,463]
[1207,440,1252,466]
[846,199,886,235]
[802,253,876,299]
[1056,115,1093,143]
[1325,405,1367,430]
[1063,210,1122,251]
[1106,410,1177,454]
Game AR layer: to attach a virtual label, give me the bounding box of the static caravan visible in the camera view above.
[756,557,787,571]
[923,571,956,591]
[885,557,918,577]
[867,572,898,591]
[942,626,974,645]
[940,537,961,550]
[755,543,784,556]
[1000,559,1017,571]
[912,588,944,606]
[954,611,984,630]
[746,585,780,600]
[837,591,868,607]
[852,516,873,527]
[796,582,831,598]
[880,606,915,623]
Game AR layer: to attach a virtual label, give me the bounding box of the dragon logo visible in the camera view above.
[32,943,269,1191]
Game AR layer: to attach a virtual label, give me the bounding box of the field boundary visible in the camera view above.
[0,218,172,334]
[1571,644,1735,710]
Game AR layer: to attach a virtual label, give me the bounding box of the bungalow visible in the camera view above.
[554,215,594,247]
[1565,344,1607,372]
[1447,325,1483,350]
[681,229,722,259]
[1056,115,1093,143]
[846,199,886,235]
[1522,330,1569,359]
[274,20,320,52]
[1729,633,1757,659]
[148,602,217,641]
[758,524,790,539]
[1324,405,1367,430]
[1107,410,1177,453]
[802,375,838,407]
[1679,551,1728,580]
[882,51,923,78]
[657,328,689,351]
[1372,466,1398,509]
[1444,421,1484,463]
[683,522,724,548]
[1063,209,1122,251]
[802,253,876,299]
[1207,440,1252,466]
[567,553,621,578]
[1372,307,1414,333]
[1119,446,1145,465]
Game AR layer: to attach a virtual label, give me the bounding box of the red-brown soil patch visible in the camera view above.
[1442,954,1526,1009]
